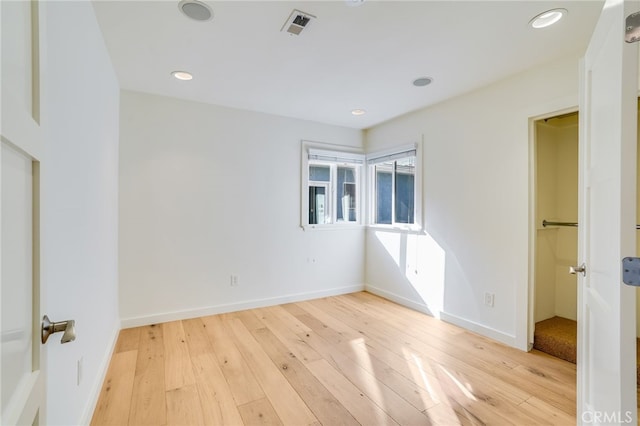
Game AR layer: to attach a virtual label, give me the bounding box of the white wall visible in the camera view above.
[553,120,579,320]
[42,2,120,424]
[119,91,364,325]
[534,122,558,322]
[365,57,581,350]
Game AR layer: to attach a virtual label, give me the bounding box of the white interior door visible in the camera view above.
[1,1,45,424]
[578,0,638,422]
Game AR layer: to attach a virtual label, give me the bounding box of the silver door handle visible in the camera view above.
[41,315,76,344]
[569,263,586,276]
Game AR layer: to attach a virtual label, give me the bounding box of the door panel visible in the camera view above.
[578,0,638,420]
[1,142,40,425]
[1,0,44,424]
[1,143,34,412]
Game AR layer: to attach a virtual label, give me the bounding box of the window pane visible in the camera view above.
[337,166,355,222]
[343,183,356,221]
[375,162,393,224]
[395,157,415,224]
[309,165,330,182]
[309,186,327,224]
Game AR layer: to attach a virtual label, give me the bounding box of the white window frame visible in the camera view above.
[367,142,422,231]
[301,141,364,230]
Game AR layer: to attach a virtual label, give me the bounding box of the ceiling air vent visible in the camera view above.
[281,9,316,36]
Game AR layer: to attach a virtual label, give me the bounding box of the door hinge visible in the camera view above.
[625,12,640,43]
[622,257,640,286]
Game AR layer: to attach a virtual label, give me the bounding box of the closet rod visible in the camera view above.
[542,220,640,230]
[542,220,577,228]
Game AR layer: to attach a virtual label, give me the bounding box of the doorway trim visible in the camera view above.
[527,105,579,350]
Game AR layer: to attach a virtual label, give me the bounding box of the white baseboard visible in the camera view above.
[440,311,516,347]
[365,285,437,318]
[120,284,366,329]
[79,322,120,425]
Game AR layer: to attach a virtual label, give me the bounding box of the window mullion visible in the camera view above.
[331,164,337,224]
[391,160,397,225]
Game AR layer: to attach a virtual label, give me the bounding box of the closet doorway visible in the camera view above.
[532,111,579,363]
[531,106,640,381]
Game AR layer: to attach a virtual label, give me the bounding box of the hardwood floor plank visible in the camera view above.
[295,299,363,342]
[166,384,205,426]
[295,311,440,413]
[265,305,313,334]
[238,397,283,426]
[518,396,575,425]
[306,358,399,425]
[250,306,323,364]
[182,318,212,357]
[193,354,245,426]
[163,321,196,391]
[200,314,266,406]
[297,327,433,424]
[128,325,166,426]
[183,318,244,425]
[115,327,141,353]
[342,339,440,411]
[279,302,308,317]
[224,309,265,331]
[225,317,318,425]
[250,326,359,426]
[91,350,137,426]
[424,402,473,426]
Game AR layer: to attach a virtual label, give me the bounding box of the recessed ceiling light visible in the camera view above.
[171,71,193,81]
[351,109,366,116]
[529,8,567,29]
[178,0,214,22]
[413,77,433,87]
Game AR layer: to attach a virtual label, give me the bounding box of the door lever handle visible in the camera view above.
[41,315,76,344]
[569,263,587,276]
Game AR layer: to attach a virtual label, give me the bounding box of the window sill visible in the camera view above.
[301,223,365,232]
[366,223,425,234]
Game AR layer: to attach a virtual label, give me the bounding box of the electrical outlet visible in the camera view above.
[484,292,495,307]
[230,274,238,286]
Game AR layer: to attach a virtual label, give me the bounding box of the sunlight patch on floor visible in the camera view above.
[438,365,477,401]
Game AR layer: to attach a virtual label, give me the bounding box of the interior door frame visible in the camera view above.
[527,105,579,350]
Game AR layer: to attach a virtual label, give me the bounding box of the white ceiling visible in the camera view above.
[92,1,604,129]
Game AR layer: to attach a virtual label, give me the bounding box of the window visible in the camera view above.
[368,145,420,227]
[302,144,364,229]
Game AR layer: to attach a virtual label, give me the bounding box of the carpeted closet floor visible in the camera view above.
[534,316,640,385]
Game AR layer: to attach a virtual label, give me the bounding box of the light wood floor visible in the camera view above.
[91,292,579,425]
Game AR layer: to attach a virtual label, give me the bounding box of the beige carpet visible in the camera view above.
[534,316,640,385]
[534,316,577,363]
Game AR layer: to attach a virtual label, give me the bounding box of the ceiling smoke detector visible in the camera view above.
[413,77,433,87]
[281,9,316,35]
[178,0,213,22]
